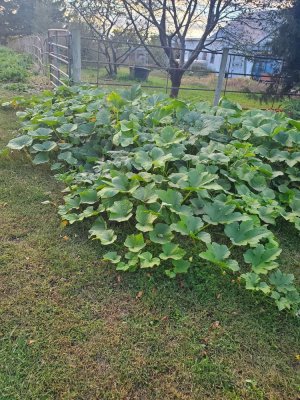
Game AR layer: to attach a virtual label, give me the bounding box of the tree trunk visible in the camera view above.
[103,45,117,79]
[169,69,184,98]
[111,50,118,78]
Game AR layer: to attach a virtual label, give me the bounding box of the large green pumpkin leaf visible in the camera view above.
[135,205,157,232]
[224,220,270,246]
[39,116,60,126]
[7,135,33,150]
[29,127,53,139]
[103,251,121,264]
[271,290,300,311]
[89,217,117,245]
[159,243,186,260]
[79,189,98,204]
[138,252,160,268]
[150,147,173,168]
[154,126,185,147]
[157,189,183,212]
[32,141,57,152]
[107,199,133,222]
[185,169,222,191]
[58,151,78,165]
[243,244,281,274]
[269,270,295,293]
[133,151,153,171]
[77,206,99,221]
[171,215,204,236]
[132,183,158,203]
[242,274,273,295]
[172,259,191,274]
[124,233,146,252]
[199,242,239,271]
[57,123,78,135]
[96,109,111,125]
[149,223,174,244]
[203,201,248,225]
[32,152,50,164]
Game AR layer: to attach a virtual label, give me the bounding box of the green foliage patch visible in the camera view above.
[0,47,31,83]
[4,85,300,314]
[282,98,300,120]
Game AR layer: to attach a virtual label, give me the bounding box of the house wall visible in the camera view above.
[184,35,283,80]
[183,39,221,73]
[184,39,255,77]
[227,55,253,77]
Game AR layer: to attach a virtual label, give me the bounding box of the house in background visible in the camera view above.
[185,12,282,80]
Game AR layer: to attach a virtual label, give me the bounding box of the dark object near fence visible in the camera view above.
[129,66,151,81]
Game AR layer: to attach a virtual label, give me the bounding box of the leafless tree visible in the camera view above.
[69,0,148,78]
[122,0,282,97]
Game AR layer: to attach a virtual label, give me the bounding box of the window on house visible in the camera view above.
[202,52,207,60]
[210,53,215,64]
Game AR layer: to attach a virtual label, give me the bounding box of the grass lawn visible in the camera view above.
[81,66,283,110]
[0,87,300,399]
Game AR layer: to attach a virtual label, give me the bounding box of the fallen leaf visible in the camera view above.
[136,290,143,299]
[63,235,69,241]
[211,321,221,329]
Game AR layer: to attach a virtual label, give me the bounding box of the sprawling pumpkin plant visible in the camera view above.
[4,85,300,314]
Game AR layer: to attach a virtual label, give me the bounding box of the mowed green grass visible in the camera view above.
[81,66,282,110]
[0,88,300,399]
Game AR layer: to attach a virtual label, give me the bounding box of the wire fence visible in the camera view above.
[7,30,71,87]
[7,34,48,75]
[7,29,300,106]
[80,35,297,102]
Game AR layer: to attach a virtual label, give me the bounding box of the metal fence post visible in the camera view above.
[213,48,229,106]
[70,26,81,84]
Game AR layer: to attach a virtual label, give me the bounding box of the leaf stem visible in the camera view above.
[198,223,210,232]
[182,191,192,204]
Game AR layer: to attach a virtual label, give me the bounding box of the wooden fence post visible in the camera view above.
[213,48,229,106]
[70,25,81,84]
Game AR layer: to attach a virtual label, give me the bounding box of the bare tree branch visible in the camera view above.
[121,0,280,97]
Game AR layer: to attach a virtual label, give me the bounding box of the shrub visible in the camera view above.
[190,61,213,76]
[282,98,300,120]
[0,47,31,83]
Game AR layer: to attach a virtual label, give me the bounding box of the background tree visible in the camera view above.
[0,0,35,43]
[271,0,300,93]
[0,0,65,43]
[31,0,66,34]
[68,0,148,78]
[122,0,283,97]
